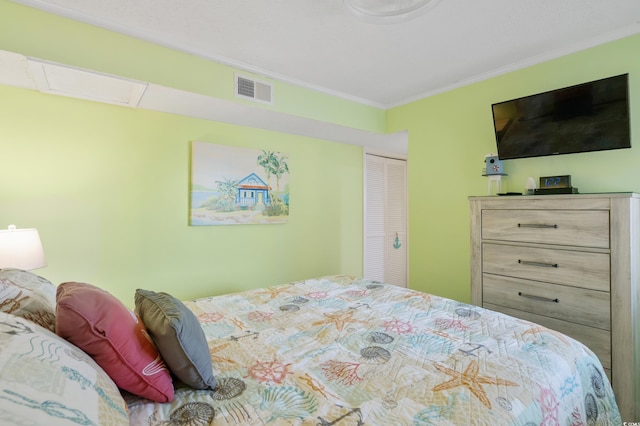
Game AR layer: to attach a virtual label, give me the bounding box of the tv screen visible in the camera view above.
[492,74,631,160]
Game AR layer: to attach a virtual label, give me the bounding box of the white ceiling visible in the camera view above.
[10,0,640,108]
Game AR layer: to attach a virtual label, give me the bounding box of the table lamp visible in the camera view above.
[0,224,46,270]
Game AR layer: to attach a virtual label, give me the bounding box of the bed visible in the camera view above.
[0,270,621,425]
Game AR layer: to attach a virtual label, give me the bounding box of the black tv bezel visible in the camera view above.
[491,73,631,160]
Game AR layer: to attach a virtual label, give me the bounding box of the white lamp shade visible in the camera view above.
[0,226,47,270]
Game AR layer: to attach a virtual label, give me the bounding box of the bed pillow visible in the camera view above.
[135,289,216,390]
[0,268,56,331]
[55,281,174,402]
[0,311,129,425]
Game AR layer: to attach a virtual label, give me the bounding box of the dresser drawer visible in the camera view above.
[483,243,610,291]
[482,274,611,330]
[484,303,611,370]
[483,274,610,330]
[482,209,610,248]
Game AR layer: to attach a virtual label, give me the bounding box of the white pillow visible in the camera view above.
[0,311,129,425]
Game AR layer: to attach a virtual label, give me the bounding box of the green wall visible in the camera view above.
[388,33,640,302]
[0,84,364,305]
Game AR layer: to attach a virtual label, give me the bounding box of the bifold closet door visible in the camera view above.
[364,154,407,287]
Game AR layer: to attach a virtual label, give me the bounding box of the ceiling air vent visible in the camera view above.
[235,74,273,105]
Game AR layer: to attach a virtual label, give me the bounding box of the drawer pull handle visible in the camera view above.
[518,259,558,268]
[517,223,558,229]
[518,292,559,303]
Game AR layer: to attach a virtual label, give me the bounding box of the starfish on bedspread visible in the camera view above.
[521,325,571,345]
[209,343,236,365]
[432,360,518,409]
[255,285,293,299]
[312,309,367,332]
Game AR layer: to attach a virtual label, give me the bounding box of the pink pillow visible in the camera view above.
[55,282,174,402]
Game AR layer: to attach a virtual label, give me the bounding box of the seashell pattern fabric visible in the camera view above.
[127,275,620,425]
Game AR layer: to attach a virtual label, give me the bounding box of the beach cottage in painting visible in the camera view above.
[236,173,271,208]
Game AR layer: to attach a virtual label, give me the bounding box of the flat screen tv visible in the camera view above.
[491,74,631,160]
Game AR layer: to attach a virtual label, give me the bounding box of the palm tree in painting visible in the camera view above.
[215,178,239,212]
[272,154,289,198]
[257,150,276,202]
[257,151,275,182]
[257,150,289,216]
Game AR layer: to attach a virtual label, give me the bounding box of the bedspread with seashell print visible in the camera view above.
[126,275,620,425]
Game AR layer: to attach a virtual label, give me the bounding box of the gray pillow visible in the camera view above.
[135,289,216,390]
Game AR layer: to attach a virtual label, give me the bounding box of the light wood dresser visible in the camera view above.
[469,193,639,421]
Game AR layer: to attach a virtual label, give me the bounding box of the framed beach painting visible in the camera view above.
[190,141,290,225]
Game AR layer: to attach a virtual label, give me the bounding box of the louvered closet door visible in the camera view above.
[383,159,407,286]
[365,154,407,287]
[365,156,386,282]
